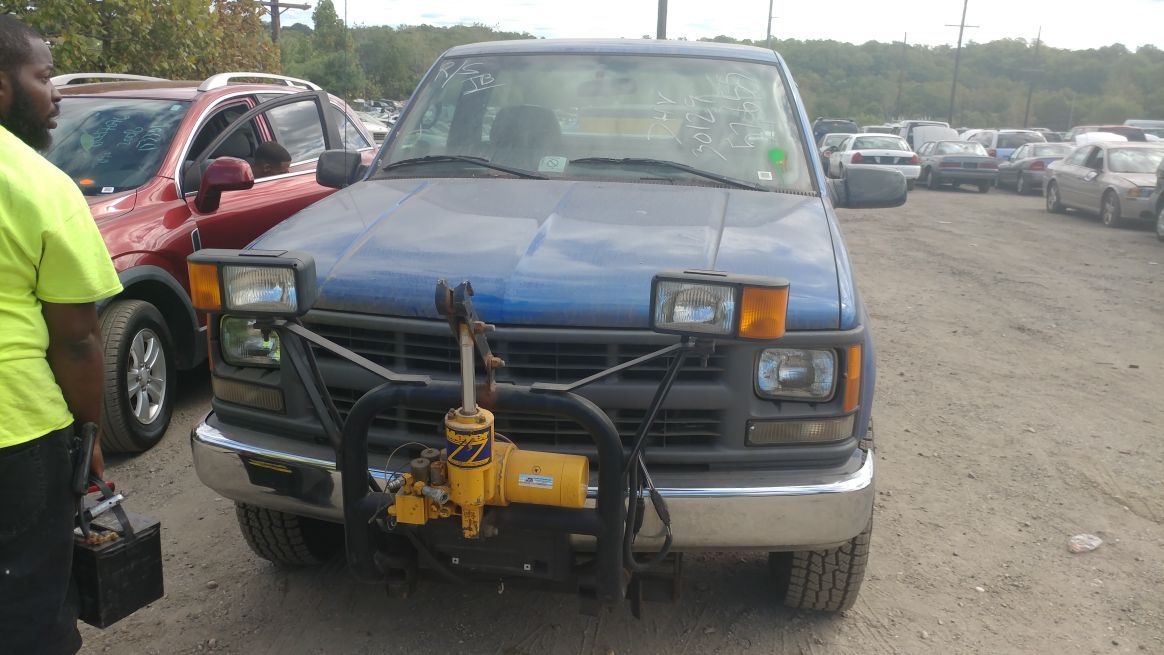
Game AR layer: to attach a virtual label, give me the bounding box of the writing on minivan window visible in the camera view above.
[648,73,774,163]
[436,60,506,95]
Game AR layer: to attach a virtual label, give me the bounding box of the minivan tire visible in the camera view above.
[99,300,177,453]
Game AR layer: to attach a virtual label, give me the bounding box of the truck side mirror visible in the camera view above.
[829,167,907,209]
[194,157,254,214]
[317,150,365,189]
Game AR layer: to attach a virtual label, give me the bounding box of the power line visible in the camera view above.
[945,0,978,125]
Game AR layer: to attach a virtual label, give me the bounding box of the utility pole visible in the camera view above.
[1022,26,1042,128]
[766,0,774,50]
[893,32,907,119]
[945,0,978,125]
[260,1,311,42]
[657,0,667,39]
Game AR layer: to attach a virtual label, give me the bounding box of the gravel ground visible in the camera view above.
[81,187,1164,654]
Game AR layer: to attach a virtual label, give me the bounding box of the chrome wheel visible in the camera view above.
[1046,182,1064,213]
[1101,192,1121,227]
[126,328,167,424]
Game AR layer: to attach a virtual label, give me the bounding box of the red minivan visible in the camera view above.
[48,72,377,453]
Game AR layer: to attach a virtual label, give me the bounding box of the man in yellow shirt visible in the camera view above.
[0,16,123,655]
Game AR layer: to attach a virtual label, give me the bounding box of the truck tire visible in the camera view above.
[99,300,177,453]
[235,503,343,566]
[769,518,872,612]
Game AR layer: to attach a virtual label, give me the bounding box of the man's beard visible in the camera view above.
[2,80,52,151]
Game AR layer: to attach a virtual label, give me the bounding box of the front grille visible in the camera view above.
[306,321,726,448]
[307,323,724,384]
[328,389,719,448]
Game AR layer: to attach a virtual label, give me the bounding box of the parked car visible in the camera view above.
[962,129,1046,159]
[1064,125,1147,143]
[818,132,854,170]
[355,111,390,143]
[1151,157,1164,241]
[895,119,950,149]
[1044,142,1164,227]
[909,125,960,151]
[827,133,920,189]
[46,72,375,452]
[995,142,1072,194]
[811,117,858,145]
[1123,119,1164,139]
[190,38,905,613]
[862,124,896,133]
[916,140,998,192]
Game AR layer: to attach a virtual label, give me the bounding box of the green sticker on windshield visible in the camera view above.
[767,148,786,165]
[80,133,94,151]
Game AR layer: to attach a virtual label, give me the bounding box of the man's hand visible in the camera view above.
[90,438,105,479]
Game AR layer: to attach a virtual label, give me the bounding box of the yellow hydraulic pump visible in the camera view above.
[387,313,589,539]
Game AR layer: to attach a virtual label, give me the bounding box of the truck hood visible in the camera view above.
[253,179,841,330]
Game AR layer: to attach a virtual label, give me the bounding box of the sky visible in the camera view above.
[280,0,1164,51]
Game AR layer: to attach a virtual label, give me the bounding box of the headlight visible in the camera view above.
[188,249,317,317]
[650,270,789,340]
[1127,187,1154,199]
[756,348,836,400]
[220,317,281,368]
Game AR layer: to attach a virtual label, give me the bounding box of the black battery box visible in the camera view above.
[72,508,164,628]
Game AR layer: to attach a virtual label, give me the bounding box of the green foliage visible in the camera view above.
[280,0,365,99]
[705,35,1164,130]
[3,0,279,79]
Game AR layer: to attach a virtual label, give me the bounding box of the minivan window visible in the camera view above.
[265,102,326,162]
[46,98,190,195]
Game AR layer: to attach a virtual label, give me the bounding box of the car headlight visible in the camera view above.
[188,249,316,317]
[1127,187,1154,199]
[756,348,836,400]
[220,317,281,368]
[650,270,789,340]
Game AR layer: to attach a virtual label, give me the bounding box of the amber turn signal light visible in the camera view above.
[843,344,862,413]
[188,262,222,312]
[739,286,789,340]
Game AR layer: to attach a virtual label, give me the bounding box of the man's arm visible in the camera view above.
[42,301,105,477]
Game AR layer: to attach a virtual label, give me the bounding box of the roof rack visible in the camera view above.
[51,73,167,85]
[197,72,321,92]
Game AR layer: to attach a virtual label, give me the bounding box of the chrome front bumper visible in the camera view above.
[192,413,874,552]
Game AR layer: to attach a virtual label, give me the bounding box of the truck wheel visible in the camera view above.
[235,503,343,566]
[99,300,176,453]
[769,518,872,612]
[1045,182,1066,214]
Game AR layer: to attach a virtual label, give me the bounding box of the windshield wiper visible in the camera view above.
[379,155,547,180]
[568,157,768,191]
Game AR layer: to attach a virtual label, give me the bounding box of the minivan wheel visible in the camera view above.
[1101,191,1123,228]
[99,300,177,453]
[770,518,872,612]
[1046,182,1066,213]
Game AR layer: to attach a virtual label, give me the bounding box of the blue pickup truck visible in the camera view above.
[190,39,904,612]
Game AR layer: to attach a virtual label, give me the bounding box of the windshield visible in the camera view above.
[852,136,909,151]
[45,98,189,195]
[821,134,849,148]
[935,142,987,155]
[1030,144,1070,158]
[1107,148,1164,174]
[380,53,814,192]
[998,132,1044,149]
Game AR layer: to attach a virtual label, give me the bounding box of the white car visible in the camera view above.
[355,111,390,144]
[828,133,921,189]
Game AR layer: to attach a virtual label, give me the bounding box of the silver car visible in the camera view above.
[996,142,1072,194]
[1045,142,1164,227]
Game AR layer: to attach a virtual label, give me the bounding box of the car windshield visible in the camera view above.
[852,136,908,150]
[998,132,1044,148]
[1106,148,1164,174]
[935,142,987,155]
[379,53,814,192]
[821,134,849,148]
[45,98,189,196]
[1030,144,1070,158]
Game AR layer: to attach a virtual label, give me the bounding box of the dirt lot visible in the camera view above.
[80,187,1164,654]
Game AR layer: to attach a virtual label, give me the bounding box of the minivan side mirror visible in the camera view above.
[317,150,365,189]
[828,167,907,209]
[194,157,254,213]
